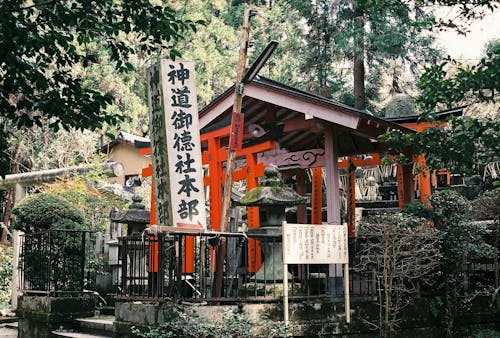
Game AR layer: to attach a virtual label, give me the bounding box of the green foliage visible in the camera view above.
[381,116,500,176]
[418,42,499,112]
[12,193,84,232]
[471,188,500,221]
[430,189,497,337]
[289,0,440,105]
[43,176,128,232]
[402,200,434,220]
[471,328,500,338]
[0,0,202,177]
[132,307,289,338]
[0,246,13,310]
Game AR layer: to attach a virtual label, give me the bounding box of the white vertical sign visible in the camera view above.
[147,60,206,229]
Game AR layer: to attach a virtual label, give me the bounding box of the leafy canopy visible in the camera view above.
[0,0,202,176]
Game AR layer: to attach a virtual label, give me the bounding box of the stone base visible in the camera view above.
[16,295,96,338]
[240,282,302,297]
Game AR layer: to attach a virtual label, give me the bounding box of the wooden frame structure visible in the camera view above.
[141,77,462,273]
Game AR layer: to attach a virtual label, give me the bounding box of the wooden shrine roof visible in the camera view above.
[199,77,413,157]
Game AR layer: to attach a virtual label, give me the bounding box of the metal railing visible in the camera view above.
[116,231,377,303]
[19,229,95,296]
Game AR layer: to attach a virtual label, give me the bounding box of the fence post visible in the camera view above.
[48,230,52,294]
[121,237,128,296]
[80,232,86,292]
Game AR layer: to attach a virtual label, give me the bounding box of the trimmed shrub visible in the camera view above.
[12,193,84,232]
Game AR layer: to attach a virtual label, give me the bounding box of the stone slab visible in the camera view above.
[52,331,112,338]
[75,315,114,332]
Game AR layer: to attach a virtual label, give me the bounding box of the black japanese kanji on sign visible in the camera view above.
[177,199,199,220]
[167,63,190,86]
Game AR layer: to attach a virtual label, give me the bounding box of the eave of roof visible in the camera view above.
[385,106,466,124]
[199,76,412,134]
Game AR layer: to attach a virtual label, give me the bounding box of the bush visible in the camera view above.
[12,193,84,232]
[132,306,289,338]
[0,246,12,310]
[402,200,434,220]
[429,189,470,228]
[430,189,497,337]
[471,188,500,221]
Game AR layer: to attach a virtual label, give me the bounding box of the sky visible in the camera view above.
[436,8,500,61]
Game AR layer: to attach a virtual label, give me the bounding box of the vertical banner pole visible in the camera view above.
[282,221,289,325]
[344,263,351,323]
[283,262,289,325]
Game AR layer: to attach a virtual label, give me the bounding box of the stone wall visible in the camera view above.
[114,296,500,337]
[16,296,96,338]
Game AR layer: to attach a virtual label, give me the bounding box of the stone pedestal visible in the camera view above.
[16,295,96,337]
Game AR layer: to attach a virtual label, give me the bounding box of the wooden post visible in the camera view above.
[417,155,432,206]
[347,158,356,237]
[311,167,323,225]
[324,125,343,295]
[296,170,307,224]
[397,163,414,210]
[214,6,252,298]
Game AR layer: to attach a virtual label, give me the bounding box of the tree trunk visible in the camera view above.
[1,144,19,245]
[353,0,366,110]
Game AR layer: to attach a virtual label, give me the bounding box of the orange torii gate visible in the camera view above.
[338,120,451,237]
[200,126,275,272]
[140,125,276,273]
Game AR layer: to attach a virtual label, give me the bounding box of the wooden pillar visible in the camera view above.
[296,169,307,224]
[397,163,414,211]
[311,167,323,224]
[324,126,341,224]
[324,125,343,293]
[207,137,223,231]
[347,159,356,237]
[417,154,432,206]
[246,152,262,273]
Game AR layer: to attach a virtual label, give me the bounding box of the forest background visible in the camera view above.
[1,0,498,177]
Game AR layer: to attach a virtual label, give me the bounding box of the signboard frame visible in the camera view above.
[282,221,350,325]
[147,60,206,230]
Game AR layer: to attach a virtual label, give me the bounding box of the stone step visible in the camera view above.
[0,327,17,338]
[4,321,18,329]
[52,331,112,338]
[74,315,114,333]
[356,199,399,209]
[362,207,400,216]
[52,315,115,338]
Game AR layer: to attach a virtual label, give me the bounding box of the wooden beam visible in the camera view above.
[245,85,359,130]
[0,162,124,189]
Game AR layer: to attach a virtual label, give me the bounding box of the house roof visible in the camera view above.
[99,131,150,153]
[384,106,465,124]
[199,76,413,157]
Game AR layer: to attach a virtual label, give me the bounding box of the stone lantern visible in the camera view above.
[108,194,150,290]
[109,194,150,235]
[237,164,307,281]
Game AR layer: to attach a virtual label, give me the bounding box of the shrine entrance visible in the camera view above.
[198,76,413,240]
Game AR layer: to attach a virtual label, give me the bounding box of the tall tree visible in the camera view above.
[0,0,201,177]
[290,0,441,110]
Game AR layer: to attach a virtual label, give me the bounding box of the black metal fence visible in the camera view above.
[19,229,95,296]
[116,232,377,303]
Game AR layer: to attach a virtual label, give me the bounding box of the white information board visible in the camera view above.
[147,60,206,229]
[282,222,348,264]
[282,221,350,325]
